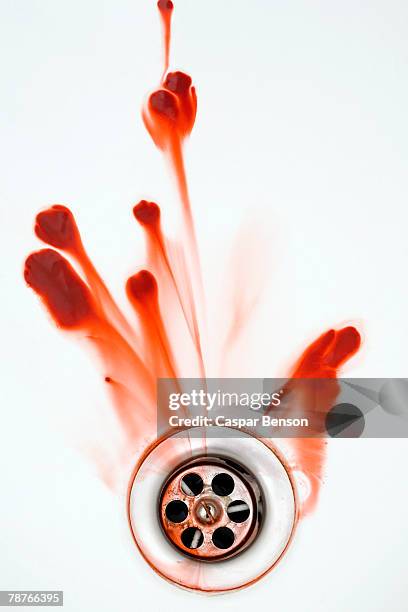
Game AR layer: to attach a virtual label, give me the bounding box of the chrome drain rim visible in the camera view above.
[128,427,297,593]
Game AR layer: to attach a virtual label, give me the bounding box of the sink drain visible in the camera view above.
[128,427,296,592]
[159,457,263,561]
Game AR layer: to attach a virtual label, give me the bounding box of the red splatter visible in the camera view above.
[34,205,137,343]
[285,326,361,516]
[143,73,197,149]
[24,0,362,534]
[24,249,96,329]
[133,199,161,227]
[292,326,361,378]
[142,71,197,237]
[35,205,81,251]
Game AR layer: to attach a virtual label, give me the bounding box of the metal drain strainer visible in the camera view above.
[159,457,263,561]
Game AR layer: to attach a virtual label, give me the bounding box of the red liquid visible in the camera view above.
[157,0,174,80]
[288,326,361,516]
[24,1,361,525]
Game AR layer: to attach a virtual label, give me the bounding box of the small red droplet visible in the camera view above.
[133,200,161,226]
[164,72,192,95]
[35,205,80,251]
[158,0,173,11]
[127,270,158,302]
[149,90,179,121]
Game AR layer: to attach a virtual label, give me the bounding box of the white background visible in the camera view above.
[1,0,408,610]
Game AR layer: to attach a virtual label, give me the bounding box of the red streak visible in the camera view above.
[24,247,155,449]
[133,200,205,376]
[142,69,203,376]
[157,0,174,79]
[35,205,138,345]
[287,326,361,516]
[126,269,178,380]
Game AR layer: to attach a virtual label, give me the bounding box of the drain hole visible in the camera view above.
[181,527,204,549]
[212,527,235,549]
[227,500,250,523]
[181,472,204,496]
[212,473,235,496]
[165,500,188,523]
